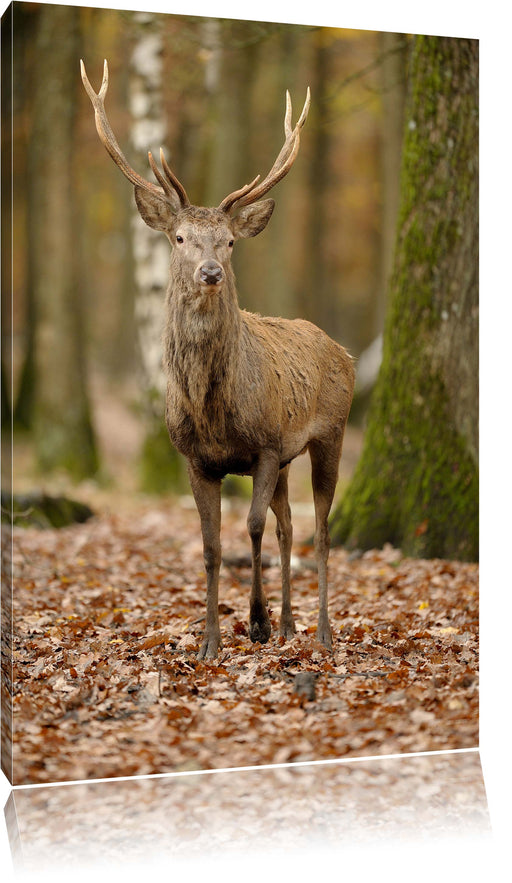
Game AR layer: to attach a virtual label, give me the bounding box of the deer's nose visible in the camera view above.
[199,261,223,285]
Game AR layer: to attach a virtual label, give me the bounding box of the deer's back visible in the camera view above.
[244,312,354,415]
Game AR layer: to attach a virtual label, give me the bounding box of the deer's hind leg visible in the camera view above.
[270,465,296,640]
[309,436,344,650]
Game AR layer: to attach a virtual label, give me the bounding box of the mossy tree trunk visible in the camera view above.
[29,5,98,479]
[331,36,478,561]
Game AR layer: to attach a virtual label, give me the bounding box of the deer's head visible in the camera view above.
[81,60,309,298]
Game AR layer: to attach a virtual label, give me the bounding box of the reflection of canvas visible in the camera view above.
[2,0,478,790]
[4,752,491,875]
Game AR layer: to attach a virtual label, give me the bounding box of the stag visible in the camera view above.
[81,60,355,660]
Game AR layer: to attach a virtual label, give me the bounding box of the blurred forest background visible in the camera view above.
[3,2,408,497]
[1,4,478,561]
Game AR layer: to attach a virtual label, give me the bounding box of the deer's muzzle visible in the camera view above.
[198,261,223,287]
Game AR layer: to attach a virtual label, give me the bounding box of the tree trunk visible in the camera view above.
[253,25,302,321]
[331,36,478,562]
[29,5,98,479]
[129,13,187,493]
[129,13,168,403]
[201,18,263,314]
[299,31,332,331]
[7,2,36,432]
[203,19,260,208]
[376,31,408,336]
[1,2,13,442]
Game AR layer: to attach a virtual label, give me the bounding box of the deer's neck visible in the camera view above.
[163,271,242,412]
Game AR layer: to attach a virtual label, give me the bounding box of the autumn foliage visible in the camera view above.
[7,499,478,785]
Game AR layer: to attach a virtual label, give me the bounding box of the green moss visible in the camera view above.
[331,369,478,560]
[222,475,252,499]
[139,421,188,494]
[35,417,99,481]
[2,492,94,529]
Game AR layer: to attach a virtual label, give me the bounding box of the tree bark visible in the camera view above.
[300,31,332,330]
[29,5,98,479]
[129,13,187,492]
[331,36,478,561]
[1,2,13,443]
[377,31,408,335]
[129,12,168,403]
[203,19,260,208]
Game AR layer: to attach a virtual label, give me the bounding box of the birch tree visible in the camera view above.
[128,12,185,491]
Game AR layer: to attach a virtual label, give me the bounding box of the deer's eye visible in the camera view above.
[176,234,184,244]
[228,239,234,248]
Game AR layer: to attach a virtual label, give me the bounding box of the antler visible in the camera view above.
[80,59,189,210]
[218,87,311,214]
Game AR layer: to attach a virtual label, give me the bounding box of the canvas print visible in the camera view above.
[1,1,478,786]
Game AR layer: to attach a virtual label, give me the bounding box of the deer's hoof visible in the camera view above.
[279,615,296,641]
[316,620,332,651]
[198,632,222,660]
[249,617,271,644]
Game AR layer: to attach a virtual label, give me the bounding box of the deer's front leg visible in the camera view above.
[188,465,222,660]
[247,450,280,644]
[270,465,296,640]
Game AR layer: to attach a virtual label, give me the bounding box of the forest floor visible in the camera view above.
[5,381,478,785]
[7,486,478,785]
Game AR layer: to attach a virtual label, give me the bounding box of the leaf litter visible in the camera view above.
[6,499,478,784]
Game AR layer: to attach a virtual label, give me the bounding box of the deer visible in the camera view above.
[81,60,355,660]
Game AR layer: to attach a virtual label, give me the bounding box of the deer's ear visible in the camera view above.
[134,185,175,232]
[232,199,275,239]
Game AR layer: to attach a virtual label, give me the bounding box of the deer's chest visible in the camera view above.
[167,410,260,479]
[165,385,266,475]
